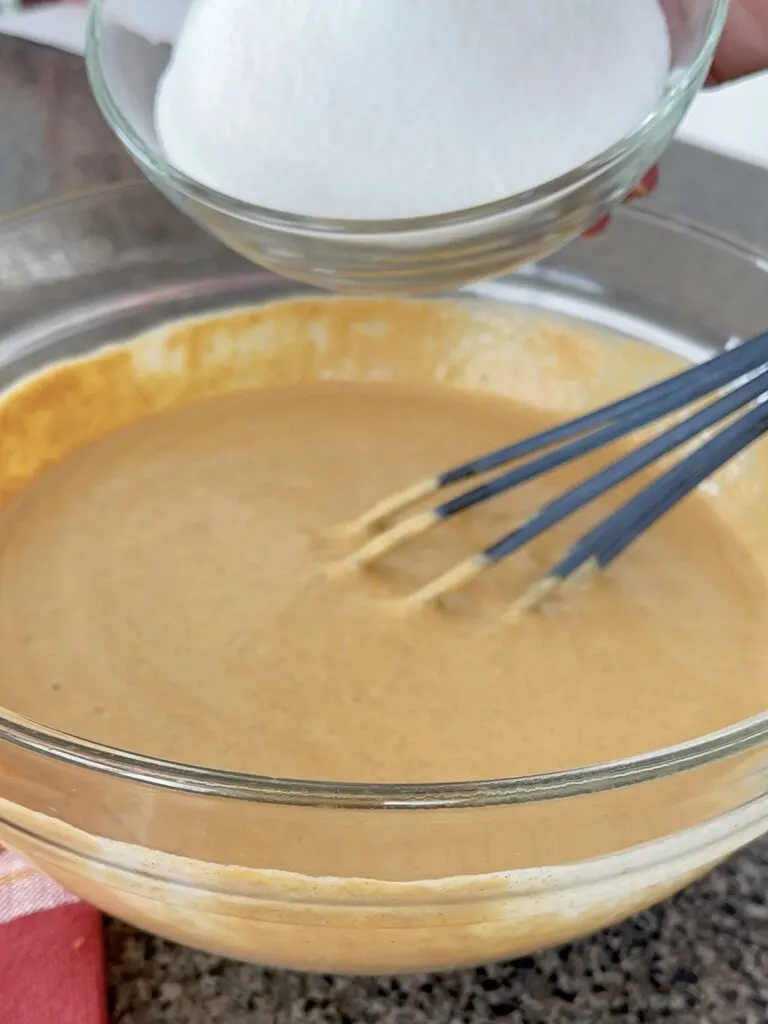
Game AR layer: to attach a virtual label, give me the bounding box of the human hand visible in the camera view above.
[586,0,768,238]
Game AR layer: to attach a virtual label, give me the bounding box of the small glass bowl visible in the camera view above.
[84,0,728,295]
[1,182,768,975]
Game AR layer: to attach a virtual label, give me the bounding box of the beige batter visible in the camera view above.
[0,297,766,973]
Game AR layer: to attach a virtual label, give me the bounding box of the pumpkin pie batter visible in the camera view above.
[0,296,766,972]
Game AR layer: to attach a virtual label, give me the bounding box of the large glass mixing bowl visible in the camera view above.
[84,0,728,294]
[0,182,767,974]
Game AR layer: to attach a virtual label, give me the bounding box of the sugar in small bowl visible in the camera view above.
[87,0,727,294]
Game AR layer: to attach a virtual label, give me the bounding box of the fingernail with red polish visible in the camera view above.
[629,165,660,200]
[583,215,611,239]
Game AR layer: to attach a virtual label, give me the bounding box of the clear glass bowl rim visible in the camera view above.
[0,181,767,809]
[84,0,730,234]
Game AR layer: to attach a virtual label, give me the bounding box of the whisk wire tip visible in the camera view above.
[345,509,437,568]
[349,476,439,534]
[405,554,490,608]
[505,575,561,622]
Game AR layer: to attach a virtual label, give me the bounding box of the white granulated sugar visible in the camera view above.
[155,0,670,221]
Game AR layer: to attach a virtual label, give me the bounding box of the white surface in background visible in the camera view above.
[0,3,767,171]
[0,3,87,54]
[678,74,768,169]
[0,1,185,52]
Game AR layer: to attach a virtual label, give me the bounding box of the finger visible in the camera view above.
[583,165,659,239]
[709,0,768,84]
[626,164,660,201]
[583,214,611,239]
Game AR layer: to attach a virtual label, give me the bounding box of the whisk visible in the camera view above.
[342,331,768,615]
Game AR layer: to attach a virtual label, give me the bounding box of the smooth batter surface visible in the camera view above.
[0,299,766,784]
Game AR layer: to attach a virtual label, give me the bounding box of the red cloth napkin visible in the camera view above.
[0,846,107,1024]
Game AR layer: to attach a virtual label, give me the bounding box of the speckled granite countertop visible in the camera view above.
[1,35,768,1024]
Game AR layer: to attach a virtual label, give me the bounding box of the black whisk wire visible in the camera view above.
[345,331,768,611]
[437,357,768,522]
[482,366,768,567]
[437,331,768,488]
[548,399,768,586]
